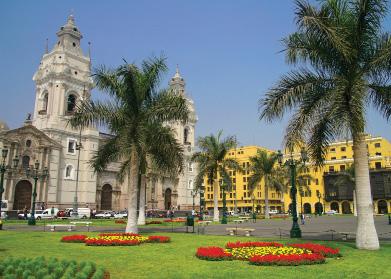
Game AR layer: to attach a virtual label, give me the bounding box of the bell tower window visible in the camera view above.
[39,92,48,115]
[184,127,190,145]
[66,94,77,114]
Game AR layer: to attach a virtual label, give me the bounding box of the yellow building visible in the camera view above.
[283,135,391,215]
[203,146,284,214]
[203,135,391,215]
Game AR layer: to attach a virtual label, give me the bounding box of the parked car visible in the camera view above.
[114,211,128,219]
[269,209,278,214]
[95,211,113,219]
[325,210,338,215]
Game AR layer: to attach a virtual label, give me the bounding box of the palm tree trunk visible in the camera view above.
[264,176,270,219]
[353,189,357,217]
[137,175,146,225]
[126,146,139,233]
[353,135,379,250]
[213,178,219,222]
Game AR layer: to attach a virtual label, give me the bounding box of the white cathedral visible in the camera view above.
[0,15,198,213]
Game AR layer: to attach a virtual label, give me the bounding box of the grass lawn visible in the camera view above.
[1,231,391,279]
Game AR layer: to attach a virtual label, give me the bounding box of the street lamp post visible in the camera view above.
[191,190,195,211]
[277,148,308,238]
[300,190,304,215]
[0,147,9,228]
[221,181,227,224]
[26,160,48,225]
[199,186,204,221]
[72,131,82,218]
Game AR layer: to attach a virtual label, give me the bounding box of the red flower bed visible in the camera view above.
[85,238,140,246]
[288,243,341,258]
[196,247,233,261]
[146,221,163,225]
[148,236,171,243]
[249,253,325,266]
[226,241,283,249]
[61,235,88,243]
[98,233,141,237]
[115,220,126,224]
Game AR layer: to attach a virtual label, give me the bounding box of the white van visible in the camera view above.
[77,208,91,219]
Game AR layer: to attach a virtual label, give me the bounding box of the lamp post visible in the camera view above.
[72,131,82,218]
[0,147,9,228]
[26,160,48,225]
[221,180,227,224]
[300,190,304,215]
[199,186,204,221]
[317,192,323,216]
[277,148,308,238]
[191,190,196,211]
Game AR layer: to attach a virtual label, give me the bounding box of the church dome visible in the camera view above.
[0,120,9,131]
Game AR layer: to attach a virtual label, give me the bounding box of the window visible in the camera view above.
[340,165,346,171]
[232,178,236,183]
[66,94,77,113]
[375,152,382,156]
[331,157,336,160]
[341,147,346,152]
[375,162,382,169]
[188,180,193,190]
[42,92,48,113]
[230,193,232,198]
[26,140,32,147]
[374,142,381,148]
[72,42,76,47]
[188,162,193,172]
[184,128,189,144]
[243,177,247,182]
[329,166,335,172]
[65,165,73,179]
[244,192,247,198]
[330,148,336,152]
[272,193,275,198]
[341,156,347,159]
[67,139,77,154]
[233,171,236,176]
[22,156,30,169]
[315,179,319,185]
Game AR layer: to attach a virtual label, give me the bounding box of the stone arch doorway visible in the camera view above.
[13,180,32,210]
[164,188,172,210]
[100,184,113,210]
[342,201,351,214]
[315,202,323,214]
[330,201,339,213]
[303,203,311,214]
[377,200,388,214]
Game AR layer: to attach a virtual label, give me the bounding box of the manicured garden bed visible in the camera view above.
[1,231,390,278]
[0,256,108,279]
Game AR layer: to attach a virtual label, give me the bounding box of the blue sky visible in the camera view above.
[1,0,390,149]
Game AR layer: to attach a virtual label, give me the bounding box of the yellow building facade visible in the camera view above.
[203,135,391,215]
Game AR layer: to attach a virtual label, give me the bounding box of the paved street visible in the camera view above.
[3,215,391,241]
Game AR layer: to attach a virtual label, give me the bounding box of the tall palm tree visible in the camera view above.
[247,149,284,219]
[259,0,391,249]
[192,131,241,222]
[70,56,189,233]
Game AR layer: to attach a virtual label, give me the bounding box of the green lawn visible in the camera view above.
[1,231,391,279]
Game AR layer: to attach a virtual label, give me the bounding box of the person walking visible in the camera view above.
[23,206,28,220]
[301,213,305,225]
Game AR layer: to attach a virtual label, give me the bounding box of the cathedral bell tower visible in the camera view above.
[32,14,93,132]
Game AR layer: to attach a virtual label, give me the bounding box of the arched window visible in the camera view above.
[66,94,77,113]
[39,92,48,115]
[65,165,73,179]
[184,127,189,144]
[22,156,30,169]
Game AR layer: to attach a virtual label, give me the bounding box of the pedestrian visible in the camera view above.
[167,210,170,218]
[23,206,28,220]
[41,203,45,211]
[301,213,305,225]
[51,206,55,218]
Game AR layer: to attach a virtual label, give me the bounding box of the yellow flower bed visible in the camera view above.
[226,246,311,260]
[86,235,149,242]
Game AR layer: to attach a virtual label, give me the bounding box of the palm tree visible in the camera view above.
[192,131,241,222]
[259,0,391,249]
[247,149,284,219]
[70,56,189,233]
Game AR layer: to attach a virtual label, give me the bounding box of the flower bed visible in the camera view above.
[0,256,109,279]
[288,243,341,258]
[61,233,170,246]
[196,247,233,261]
[115,220,126,224]
[61,234,88,243]
[163,218,186,223]
[196,241,340,266]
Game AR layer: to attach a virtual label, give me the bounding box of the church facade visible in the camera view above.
[0,15,198,213]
